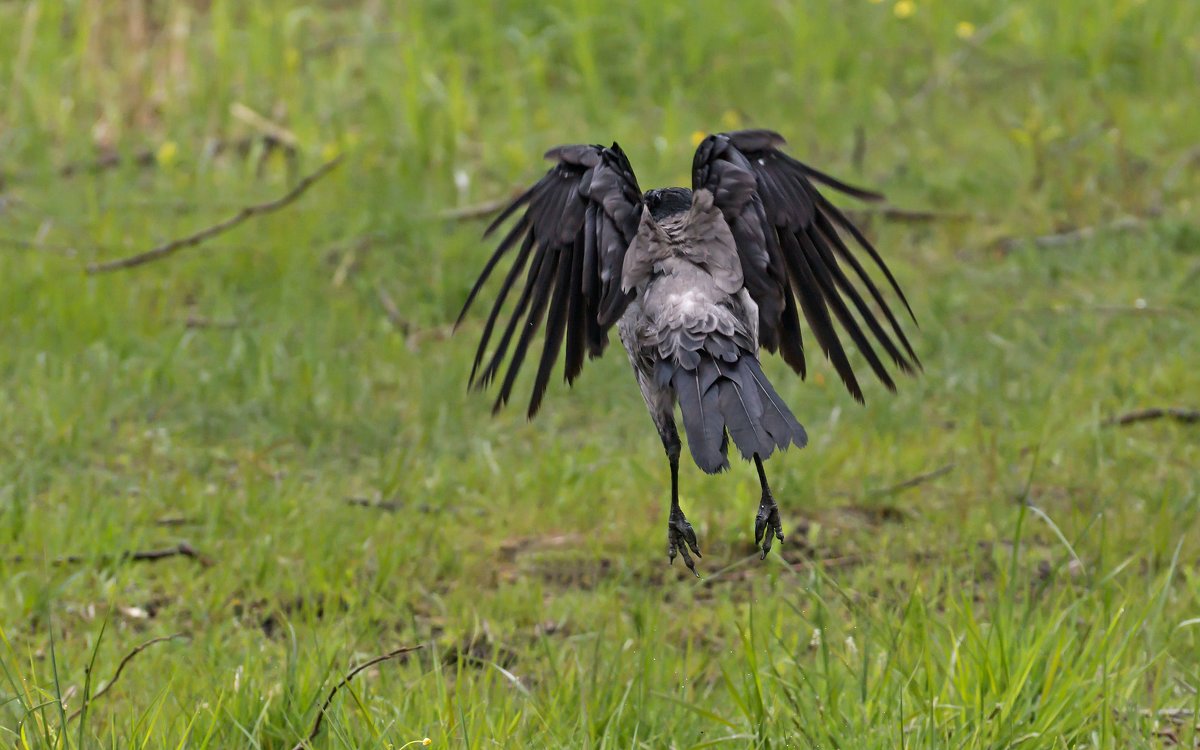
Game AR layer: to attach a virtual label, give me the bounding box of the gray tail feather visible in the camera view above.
[669,354,807,475]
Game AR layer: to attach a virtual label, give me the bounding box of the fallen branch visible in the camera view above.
[153,515,199,527]
[1103,407,1200,427]
[291,645,422,750]
[792,554,863,572]
[996,215,1147,254]
[123,542,214,565]
[435,193,519,222]
[66,633,187,723]
[868,463,956,496]
[86,156,343,274]
[9,542,214,567]
[345,496,404,512]
[845,205,975,224]
[959,303,1195,323]
[375,285,410,334]
[230,103,299,150]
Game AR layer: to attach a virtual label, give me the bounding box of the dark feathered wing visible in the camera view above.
[692,129,919,402]
[457,143,643,417]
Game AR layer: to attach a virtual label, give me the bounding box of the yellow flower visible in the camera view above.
[690,130,706,148]
[155,140,178,167]
[894,0,915,18]
[720,109,741,130]
[955,21,976,39]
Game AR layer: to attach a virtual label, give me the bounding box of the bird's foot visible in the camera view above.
[667,505,702,577]
[754,492,784,559]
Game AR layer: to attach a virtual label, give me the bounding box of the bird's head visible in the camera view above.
[643,187,693,220]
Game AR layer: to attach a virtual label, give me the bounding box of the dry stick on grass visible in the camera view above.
[9,542,214,567]
[65,633,188,723]
[435,192,520,222]
[996,215,1147,254]
[345,496,404,512]
[1103,407,1200,427]
[791,554,863,573]
[375,284,411,334]
[86,156,343,274]
[122,542,214,566]
[868,463,956,497]
[291,645,423,750]
[374,286,455,348]
[845,205,975,224]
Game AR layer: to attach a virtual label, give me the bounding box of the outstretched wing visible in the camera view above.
[692,129,919,402]
[457,143,643,417]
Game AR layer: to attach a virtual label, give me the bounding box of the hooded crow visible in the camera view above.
[457,130,919,575]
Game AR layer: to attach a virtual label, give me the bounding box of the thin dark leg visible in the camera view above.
[753,454,784,559]
[661,419,701,576]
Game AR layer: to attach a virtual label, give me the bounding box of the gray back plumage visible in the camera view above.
[618,188,806,473]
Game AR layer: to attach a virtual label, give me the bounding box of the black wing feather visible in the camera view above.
[495,248,560,413]
[458,143,642,417]
[692,129,919,402]
[468,231,536,385]
[529,244,577,416]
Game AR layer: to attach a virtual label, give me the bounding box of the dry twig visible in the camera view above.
[435,193,519,222]
[86,156,342,274]
[345,496,404,512]
[868,463,956,496]
[9,542,213,567]
[291,645,422,750]
[996,216,1147,254]
[845,205,974,224]
[66,633,187,723]
[375,284,410,334]
[1103,407,1200,427]
[791,554,863,572]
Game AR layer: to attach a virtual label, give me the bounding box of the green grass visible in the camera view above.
[2,0,1199,747]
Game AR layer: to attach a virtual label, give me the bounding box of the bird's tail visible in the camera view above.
[663,354,808,474]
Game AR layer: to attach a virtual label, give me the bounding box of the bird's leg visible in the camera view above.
[753,454,784,559]
[661,419,700,576]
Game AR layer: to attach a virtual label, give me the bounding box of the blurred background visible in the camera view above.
[1,1,1198,747]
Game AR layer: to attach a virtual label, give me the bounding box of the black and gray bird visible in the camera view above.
[458,130,918,575]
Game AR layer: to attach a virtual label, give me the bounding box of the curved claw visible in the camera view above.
[668,506,702,577]
[755,493,784,559]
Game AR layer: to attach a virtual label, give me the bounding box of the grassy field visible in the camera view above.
[2,0,1199,747]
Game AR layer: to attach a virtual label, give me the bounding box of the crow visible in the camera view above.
[457,130,918,575]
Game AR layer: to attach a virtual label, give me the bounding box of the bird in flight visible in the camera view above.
[458,130,918,575]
